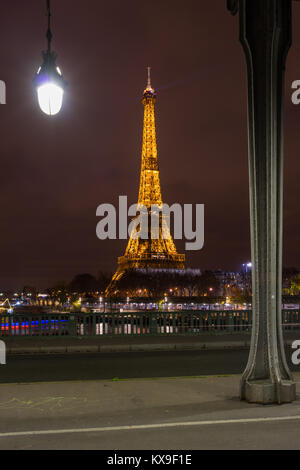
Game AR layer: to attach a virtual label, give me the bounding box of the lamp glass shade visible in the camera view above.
[37,82,64,116]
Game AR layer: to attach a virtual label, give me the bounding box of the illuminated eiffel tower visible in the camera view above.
[106,69,185,295]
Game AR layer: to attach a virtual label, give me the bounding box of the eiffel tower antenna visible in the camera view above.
[147,66,152,89]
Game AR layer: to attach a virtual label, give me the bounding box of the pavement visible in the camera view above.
[1,346,298,384]
[2,330,299,354]
[0,349,250,383]
[1,332,299,450]
[1,374,300,450]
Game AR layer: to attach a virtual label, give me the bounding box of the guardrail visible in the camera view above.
[0,310,299,337]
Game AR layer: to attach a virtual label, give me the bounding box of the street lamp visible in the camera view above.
[34,0,66,115]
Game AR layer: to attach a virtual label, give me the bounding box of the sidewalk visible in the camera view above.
[3,331,300,354]
[0,374,299,449]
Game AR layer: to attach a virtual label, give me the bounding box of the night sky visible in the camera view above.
[1,0,300,290]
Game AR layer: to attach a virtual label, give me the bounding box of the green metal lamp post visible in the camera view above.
[228,0,299,404]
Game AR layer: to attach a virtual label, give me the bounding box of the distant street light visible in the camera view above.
[34,0,66,115]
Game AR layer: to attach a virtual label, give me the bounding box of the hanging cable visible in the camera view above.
[46,0,52,53]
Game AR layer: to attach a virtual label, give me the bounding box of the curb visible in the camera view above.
[7,341,252,355]
[5,338,296,355]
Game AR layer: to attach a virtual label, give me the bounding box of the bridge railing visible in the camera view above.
[1,310,299,337]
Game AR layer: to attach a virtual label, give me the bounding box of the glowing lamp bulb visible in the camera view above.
[34,51,66,116]
[37,82,64,116]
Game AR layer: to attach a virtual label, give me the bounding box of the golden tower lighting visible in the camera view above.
[107,68,185,295]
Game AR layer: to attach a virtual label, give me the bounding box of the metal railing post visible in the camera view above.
[150,312,157,335]
[68,315,77,336]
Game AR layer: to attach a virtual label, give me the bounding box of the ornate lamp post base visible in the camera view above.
[244,381,296,405]
[228,0,297,404]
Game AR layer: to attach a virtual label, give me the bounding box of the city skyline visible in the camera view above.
[1,0,300,290]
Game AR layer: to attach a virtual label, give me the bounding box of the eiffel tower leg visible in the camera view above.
[229,0,296,403]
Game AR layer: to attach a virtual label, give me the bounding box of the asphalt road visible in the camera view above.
[1,347,298,383]
[4,419,300,451]
[1,351,300,450]
[0,372,300,450]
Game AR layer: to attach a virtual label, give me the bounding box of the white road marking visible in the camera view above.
[1,415,300,438]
